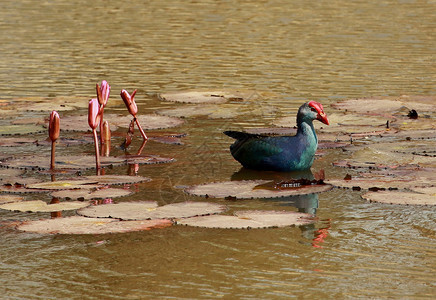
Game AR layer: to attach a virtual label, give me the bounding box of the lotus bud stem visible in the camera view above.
[48,111,60,170]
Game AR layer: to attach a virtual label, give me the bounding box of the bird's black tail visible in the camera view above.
[223,130,261,140]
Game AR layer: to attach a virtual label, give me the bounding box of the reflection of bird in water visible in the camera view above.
[231,168,322,215]
[224,101,329,171]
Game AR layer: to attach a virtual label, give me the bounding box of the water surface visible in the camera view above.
[0,0,435,298]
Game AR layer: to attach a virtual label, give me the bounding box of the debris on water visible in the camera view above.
[407,109,418,119]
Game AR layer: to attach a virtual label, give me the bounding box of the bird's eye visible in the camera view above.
[310,107,317,112]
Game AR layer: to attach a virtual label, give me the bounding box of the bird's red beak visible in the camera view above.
[317,111,329,125]
[308,101,329,125]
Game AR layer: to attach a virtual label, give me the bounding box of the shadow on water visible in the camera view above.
[231,167,319,214]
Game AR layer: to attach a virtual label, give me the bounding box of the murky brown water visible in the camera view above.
[1,0,435,298]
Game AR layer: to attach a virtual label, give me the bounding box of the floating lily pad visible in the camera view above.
[177,210,315,229]
[362,191,436,205]
[51,188,133,200]
[0,195,23,204]
[0,185,50,194]
[1,155,126,170]
[52,115,118,132]
[0,168,25,178]
[381,129,436,140]
[27,180,100,190]
[0,137,38,147]
[158,90,270,104]
[410,187,436,195]
[335,144,436,170]
[121,154,174,165]
[77,201,226,221]
[185,180,332,199]
[84,175,151,185]
[16,216,173,234]
[106,114,184,130]
[0,125,45,136]
[1,176,42,186]
[148,132,187,145]
[325,167,436,190]
[331,96,436,115]
[13,96,89,111]
[0,200,91,212]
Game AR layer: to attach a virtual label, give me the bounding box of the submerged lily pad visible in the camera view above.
[362,191,436,205]
[177,210,315,229]
[185,180,332,199]
[158,90,273,104]
[84,175,151,185]
[1,155,126,170]
[0,137,38,147]
[106,114,184,130]
[0,168,25,179]
[77,201,226,221]
[16,216,173,235]
[51,188,133,200]
[0,195,23,204]
[0,200,91,212]
[0,125,45,136]
[121,154,174,165]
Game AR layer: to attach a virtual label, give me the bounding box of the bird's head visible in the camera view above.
[298,101,329,125]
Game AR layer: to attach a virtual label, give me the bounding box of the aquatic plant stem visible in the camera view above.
[134,118,148,141]
[92,129,101,174]
[50,140,56,170]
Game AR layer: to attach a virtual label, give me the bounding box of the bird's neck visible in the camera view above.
[297,120,318,145]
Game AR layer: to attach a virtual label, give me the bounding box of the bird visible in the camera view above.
[224,101,329,172]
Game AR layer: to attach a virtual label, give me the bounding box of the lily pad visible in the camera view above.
[362,191,436,205]
[185,180,332,199]
[52,115,118,132]
[325,167,436,190]
[84,175,151,185]
[0,125,45,136]
[51,188,133,200]
[410,187,436,195]
[106,114,184,130]
[16,216,173,235]
[0,195,23,204]
[0,168,25,179]
[0,155,126,170]
[13,96,89,111]
[27,180,100,190]
[331,96,436,115]
[77,201,226,221]
[0,200,91,212]
[177,210,315,229]
[121,154,175,165]
[0,137,38,147]
[158,90,270,104]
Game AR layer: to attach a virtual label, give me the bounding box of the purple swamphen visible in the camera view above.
[224,101,329,172]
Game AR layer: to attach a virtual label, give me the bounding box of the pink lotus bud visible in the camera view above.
[48,111,60,142]
[120,89,138,116]
[96,80,111,107]
[88,98,101,130]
